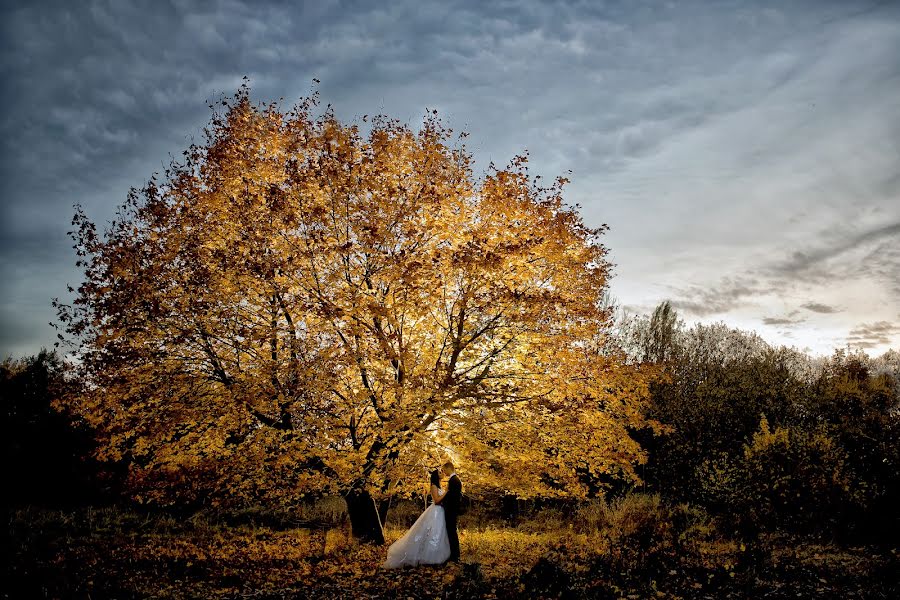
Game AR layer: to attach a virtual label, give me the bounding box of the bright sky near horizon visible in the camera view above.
[1,0,898,360]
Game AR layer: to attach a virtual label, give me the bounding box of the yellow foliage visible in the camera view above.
[55,82,658,508]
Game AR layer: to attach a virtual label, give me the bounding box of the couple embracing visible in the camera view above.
[382,461,462,568]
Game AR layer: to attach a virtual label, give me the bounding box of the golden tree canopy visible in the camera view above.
[56,81,658,507]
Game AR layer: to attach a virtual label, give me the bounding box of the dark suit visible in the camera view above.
[442,473,462,561]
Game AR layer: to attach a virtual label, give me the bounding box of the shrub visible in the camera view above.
[594,492,747,586]
[701,416,859,536]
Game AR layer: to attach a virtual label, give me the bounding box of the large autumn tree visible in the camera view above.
[55,80,658,543]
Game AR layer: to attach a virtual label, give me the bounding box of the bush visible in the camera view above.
[701,416,859,536]
[592,492,747,588]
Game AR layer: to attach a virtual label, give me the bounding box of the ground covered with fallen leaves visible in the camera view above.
[8,504,898,599]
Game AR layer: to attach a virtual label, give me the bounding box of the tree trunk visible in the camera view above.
[377,496,392,527]
[344,488,385,544]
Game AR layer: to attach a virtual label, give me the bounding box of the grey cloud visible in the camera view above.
[666,219,899,320]
[801,302,841,313]
[762,315,807,326]
[846,320,900,350]
[667,276,774,317]
[771,222,900,276]
[849,321,900,336]
[668,221,898,321]
[763,223,900,303]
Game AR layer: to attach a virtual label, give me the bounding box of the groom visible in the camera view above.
[441,460,462,563]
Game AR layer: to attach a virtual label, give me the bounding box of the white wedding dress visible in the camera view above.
[382,495,451,568]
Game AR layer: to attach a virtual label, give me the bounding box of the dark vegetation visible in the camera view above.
[620,303,899,547]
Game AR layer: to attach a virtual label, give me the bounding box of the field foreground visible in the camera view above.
[8,503,898,599]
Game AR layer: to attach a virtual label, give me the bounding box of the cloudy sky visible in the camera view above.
[2,0,899,360]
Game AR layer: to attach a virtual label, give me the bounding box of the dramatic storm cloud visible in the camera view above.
[2,0,898,359]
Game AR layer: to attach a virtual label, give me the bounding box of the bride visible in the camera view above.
[382,470,451,568]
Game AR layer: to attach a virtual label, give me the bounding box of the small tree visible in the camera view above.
[54,81,658,542]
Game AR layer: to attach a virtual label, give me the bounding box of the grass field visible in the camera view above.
[8,496,898,599]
